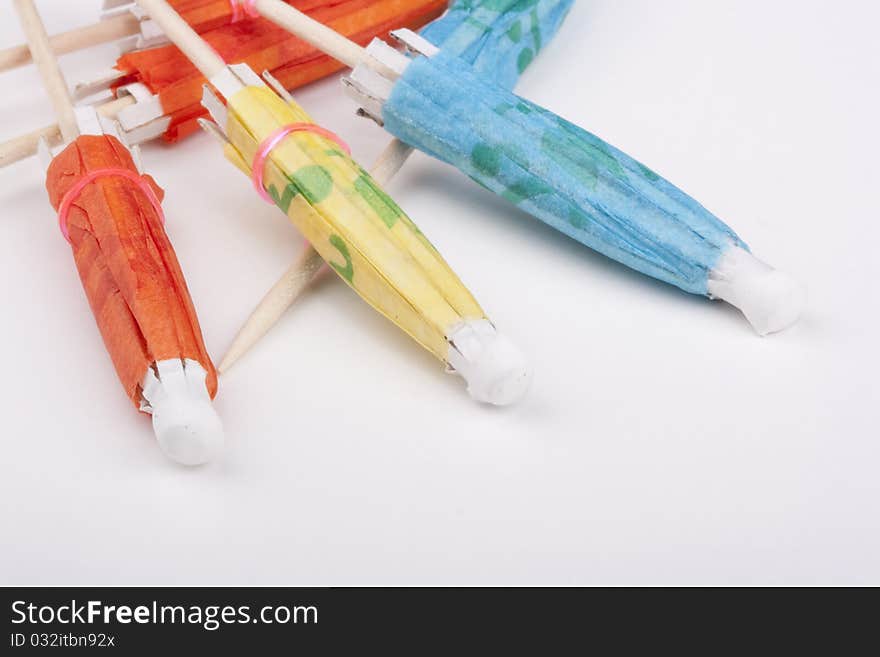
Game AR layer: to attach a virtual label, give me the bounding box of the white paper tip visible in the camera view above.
[141,359,224,466]
[447,320,531,406]
[708,245,806,336]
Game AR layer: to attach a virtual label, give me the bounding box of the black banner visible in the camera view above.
[0,586,869,651]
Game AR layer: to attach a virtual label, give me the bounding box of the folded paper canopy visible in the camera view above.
[421,0,573,89]
[387,52,746,295]
[203,65,529,403]
[209,0,573,374]
[13,0,221,464]
[346,37,804,334]
[114,0,446,141]
[145,0,263,33]
[45,134,219,423]
[141,0,371,33]
[223,85,477,356]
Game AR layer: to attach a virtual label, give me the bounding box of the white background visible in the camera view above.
[0,0,877,585]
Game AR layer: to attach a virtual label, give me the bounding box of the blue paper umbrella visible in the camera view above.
[347,28,805,336]
[421,0,575,89]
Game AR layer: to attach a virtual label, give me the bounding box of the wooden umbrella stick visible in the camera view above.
[0,13,140,74]
[0,96,134,168]
[218,248,325,372]
[219,137,414,372]
[135,0,227,79]
[250,0,399,79]
[371,137,415,186]
[251,0,368,70]
[0,123,63,167]
[13,0,80,143]
[0,0,396,75]
[135,0,393,80]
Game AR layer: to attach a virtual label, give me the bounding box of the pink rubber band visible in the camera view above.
[229,0,242,23]
[230,0,260,23]
[251,123,351,203]
[57,168,165,243]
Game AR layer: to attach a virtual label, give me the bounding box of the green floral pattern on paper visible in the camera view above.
[384,49,749,296]
[353,175,403,229]
[293,165,333,204]
[421,0,573,90]
[328,234,354,283]
[268,182,297,214]
[267,165,333,212]
[471,143,502,177]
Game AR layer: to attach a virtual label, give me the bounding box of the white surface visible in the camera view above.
[0,0,877,585]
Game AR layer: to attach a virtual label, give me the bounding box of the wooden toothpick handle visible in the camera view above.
[135,0,227,79]
[251,0,399,79]
[13,0,80,143]
[0,96,134,168]
[0,13,140,74]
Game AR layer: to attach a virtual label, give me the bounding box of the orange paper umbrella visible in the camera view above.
[13,0,223,465]
[134,0,361,35]
[43,132,224,465]
[111,0,447,142]
[0,0,446,165]
[43,132,224,464]
[45,135,218,406]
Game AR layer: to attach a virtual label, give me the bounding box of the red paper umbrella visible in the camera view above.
[12,0,223,465]
[0,1,446,164]
[45,134,218,410]
[113,0,447,141]
[43,132,224,464]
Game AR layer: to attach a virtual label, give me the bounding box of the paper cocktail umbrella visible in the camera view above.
[13,0,223,465]
[136,0,531,405]
[245,0,806,335]
[108,0,447,143]
[219,0,574,371]
[419,0,574,90]
[357,39,806,334]
[0,0,445,71]
[0,0,446,164]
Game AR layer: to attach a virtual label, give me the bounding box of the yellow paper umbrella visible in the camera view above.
[220,0,573,371]
[137,0,531,405]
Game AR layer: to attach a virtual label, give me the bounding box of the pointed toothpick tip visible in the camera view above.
[217,337,248,375]
[216,357,232,376]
